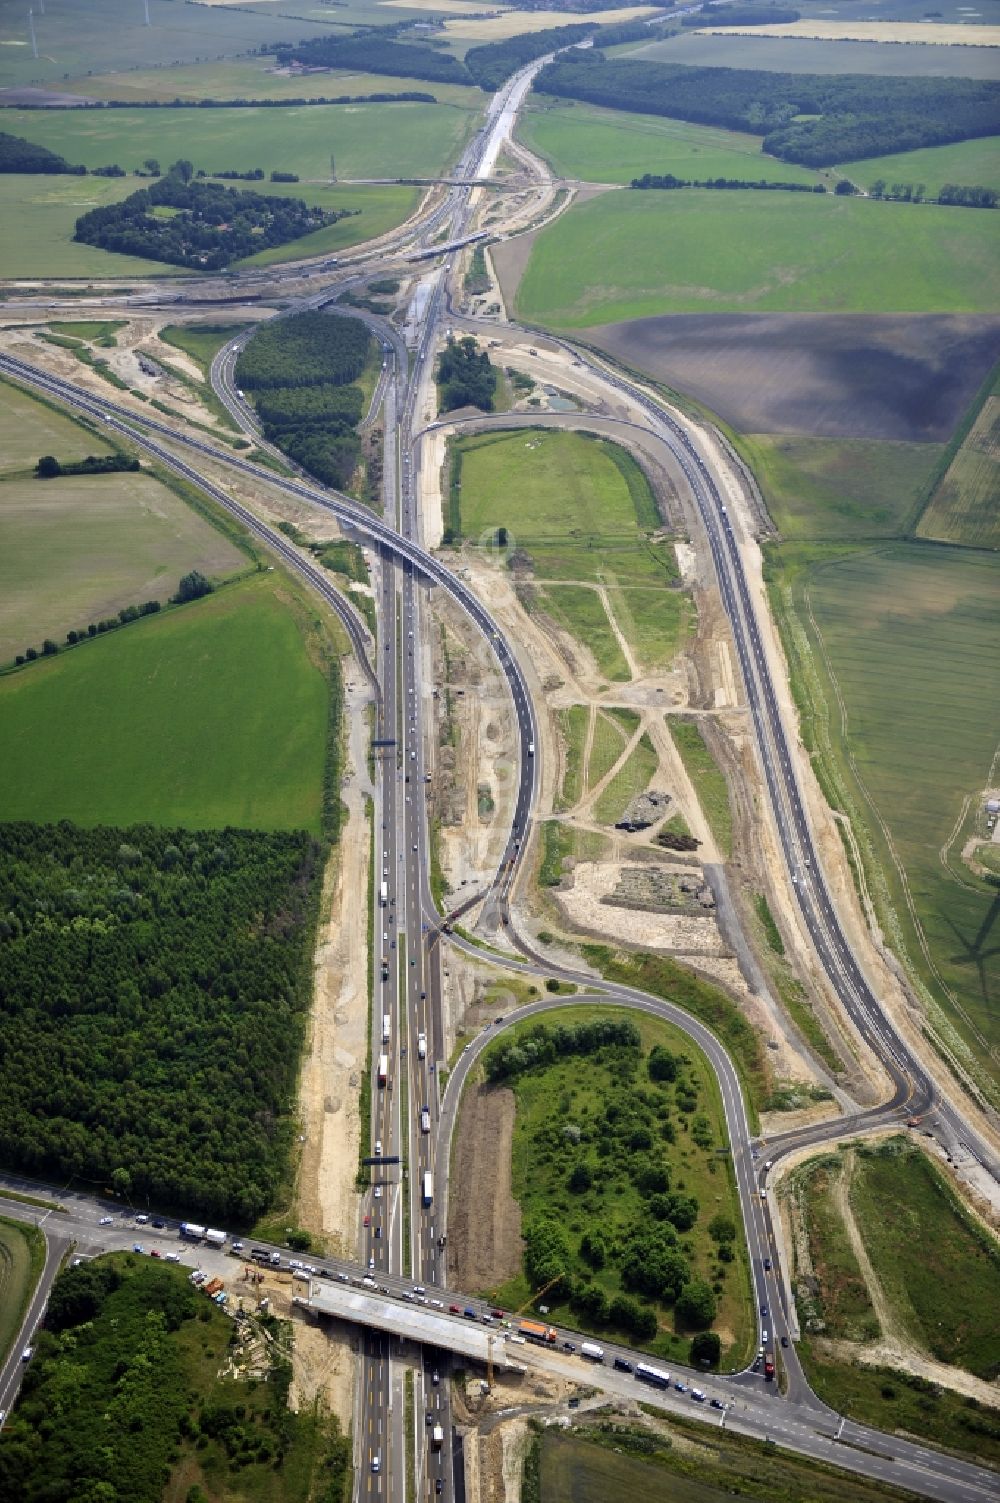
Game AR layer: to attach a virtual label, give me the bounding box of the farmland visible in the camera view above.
[535,1422,928,1503]
[838,136,1000,197]
[917,367,1000,550]
[519,102,820,187]
[623,30,1000,78]
[0,1217,44,1369]
[768,542,1000,1097]
[737,435,941,540]
[5,99,478,185]
[0,175,181,278]
[450,428,686,673]
[583,313,1000,442]
[481,1005,754,1367]
[0,575,331,833]
[236,184,418,267]
[0,384,248,664]
[515,192,1000,324]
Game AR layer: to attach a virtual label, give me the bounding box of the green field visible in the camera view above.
[236,184,418,267]
[917,370,1000,550]
[537,1422,927,1503]
[0,175,184,278]
[0,1217,45,1370]
[0,380,247,663]
[520,101,821,187]
[668,719,733,856]
[838,136,1000,198]
[451,428,685,673]
[850,1144,1000,1378]
[0,575,329,832]
[516,192,1000,324]
[769,542,1000,1097]
[796,1156,880,1342]
[588,708,633,792]
[593,730,658,823]
[159,322,252,380]
[484,1005,754,1366]
[557,704,590,808]
[65,56,485,111]
[6,100,477,184]
[738,434,943,541]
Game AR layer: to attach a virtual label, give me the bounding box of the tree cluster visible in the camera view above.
[464,23,595,91]
[0,819,325,1222]
[938,183,998,208]
[13,599,165,666]
[631,172,824,193]
[0,130,84,175]
[234,312,372,491]
[73,171,348,271]
[684,2,800,24]
[274,34,470,84]
[35,452,139,479]
[535,55,1000,166]
[484,1016,642,1081]
[20,91,438,111]
[436,336,497,414]
[172,570,214,603]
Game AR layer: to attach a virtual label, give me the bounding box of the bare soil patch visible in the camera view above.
[448,1080,523,1291]
[585,314,1000,440]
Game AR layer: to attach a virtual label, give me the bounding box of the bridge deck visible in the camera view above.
[305,1283,516,1367]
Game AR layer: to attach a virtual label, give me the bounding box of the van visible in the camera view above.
[372,1454,381,1474]
[613,1357,633,1373]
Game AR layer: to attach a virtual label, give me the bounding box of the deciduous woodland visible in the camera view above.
[535,57,1000,165]
[0,821,325,1222]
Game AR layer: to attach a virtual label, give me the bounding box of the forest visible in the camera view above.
[274,34,470,84]
[234,312,372,489]
[73,174,349,271]
[0,1255,351,1503]
[683,2,800,24]
[464,24,594,90]
[0,820,325,1223]
[436,336,497,413]
[535,55,1000,165]
[0,130,84,175]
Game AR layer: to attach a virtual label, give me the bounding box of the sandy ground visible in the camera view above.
[447,1081,523,1290]
[705,20,1000,45]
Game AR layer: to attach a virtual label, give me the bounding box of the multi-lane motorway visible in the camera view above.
[1,43,998,1503]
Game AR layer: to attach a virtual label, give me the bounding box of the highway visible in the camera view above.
[0,44,997,1503]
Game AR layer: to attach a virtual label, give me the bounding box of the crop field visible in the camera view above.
[516,192,1000,325]
[519,102,819,187]
[593,730,658,823]
[669,719,733,856]
[237,184,419,266]
[624,30,1000,77]
[918,373,1000,549]
[485,1004,754,1366]
[0,575,329,832]
[0,378,112,474]
[737,435,942,540]
[0,1217,44,1368]
[536,1423,924,1503]
[63,58,484,110]
[0,0,334,91]
[772,542,1000,1091]
[838,136,1000,197]
[0,175,183,278]
[850,1144,1000,1377]
[6,101,476,185]
[584,314,1000,441]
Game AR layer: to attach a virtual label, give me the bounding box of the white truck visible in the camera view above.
[417,1032,427,1060]
[377,1053,388,1088]
[431,1423,444,1450]
[205,1228,227,1248]
[382,1013,391,1045]
[580,1342,605,1363]
[419,1105,431,1133]
[379,881,388,906]
[422,1171,434,1207]
[179,1222,205,1241]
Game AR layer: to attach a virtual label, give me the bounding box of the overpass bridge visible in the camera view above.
[304,1281,523,1370]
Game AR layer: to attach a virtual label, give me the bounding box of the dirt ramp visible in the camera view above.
[586,313,1000,441]
[448,1081,523,1291]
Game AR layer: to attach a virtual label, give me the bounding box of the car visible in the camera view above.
[710,1398,725,1410]
[363,1214,371,1227]
[374,1186,382,1199]
[413,1285,426,1295]
[152,1218,165,1229]
[165,1252,180,1263]
[481,1314,493,1325]
[430,1298,443,1309]
[781,1335,789,1349]
[375,1139,383,1157]
[338,1272,350,1283]
[763,1257,772,1271]
[435,1483,443,1496]
[150,1249,161,1259]
[691,1390,706,1402]
[289,1259,304,1270]
[562,1341,575,1353]
[760,1304,769,1317]
[368,1256,375,1269]
[426,1411,433,1425]
[613,1357,633,1373]
[449,1304,461,1314]
[431,1370,440,1386]
[372,1454,381,1474]
[135,1214,149,1225]
[761,1331,770,1346]
[99,1216,114,1226]
[510,1334,526,1345]
[232,1240,244,1253]
[132,1243,145,1254]
[491,1308,505,1319]
[674,1382,687,1393]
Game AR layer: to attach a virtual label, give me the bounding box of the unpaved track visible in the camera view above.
[447,1080,522,1290]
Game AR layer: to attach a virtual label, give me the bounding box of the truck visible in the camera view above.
[379,881,388,906]
[431,1423,444,1451]
[417,1032,427,1060]
[292,1269,311,1284]
[518,1320,557,1345]
[179,1222,205,1241]
[378,1053,388,1088]
[635,1362,670,1389]
[419,1105,431,1133]
[382,1014,391,1045]
[205,1228,227,1248]
[764,1354,775,1380]
[422,1170,434,1207]
[580,1342,605,1363]
[381,957,389,982]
